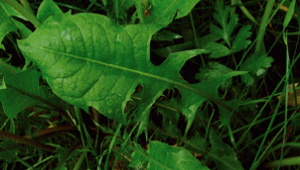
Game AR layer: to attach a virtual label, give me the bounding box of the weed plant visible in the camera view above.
[0,0,300,169]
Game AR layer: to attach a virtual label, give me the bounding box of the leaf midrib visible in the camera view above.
[26,45,235,113]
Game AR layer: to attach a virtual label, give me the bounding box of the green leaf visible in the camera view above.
[0,0,32,40]
[283,0,296,30]
[211,0,238,45]
[128,143,146,167]
[0,5,18,50]
[184,131,207,154]
[196,62,234,89]
[0,58,20,76]
[0,0,27,20]
[202,42,231,58]
[0,141,20,162]
[181,71,247,136]
[37,0,63,22]
[218,99,241,127]
[175,0,201,19]
[18,12,214,125]
[240,53,273,86]
[232,25,252,53]
[209,130,244,170]
[18,13,246,127]
[136,0,201,25]
[13,20,32,38]
[102,0,107,6]
[152,30,182,41]
[0,68,58,118]
[209,0,251,54]
[156,97,181,124]
[147,141,209,170]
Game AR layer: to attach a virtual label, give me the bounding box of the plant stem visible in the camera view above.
[255,0,275,54]
[3,0,41,28]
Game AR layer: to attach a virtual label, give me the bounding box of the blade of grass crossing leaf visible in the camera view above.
[205,104,214,140]
[227,125,237,149]
[74,106,90,169]
[104,124,122,170]
[0,118,9,130]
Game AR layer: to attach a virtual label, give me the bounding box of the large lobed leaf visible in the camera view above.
[18,12,246,126]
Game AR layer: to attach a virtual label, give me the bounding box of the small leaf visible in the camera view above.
[147,141,209,170]
[0,6,18,50]
[0,68,58,118]
[240,53,273,86]
[184,131,207,154]
[181,71,247,136]
[209,130,244,170]
[37,0,63,22]
[211,0,238,45]
[152,30,182,41]
[0,1,27,20]
[156,97,181,124]
[283,0,296,30]
[202,42,231,58]
[232,25,252,53]
[175,0,201,19]
[0,58,20,76]
[128,143,146,167]
[137,0,201,25]
[196,62,234,89]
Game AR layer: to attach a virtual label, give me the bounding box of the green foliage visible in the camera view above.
[208,130,243,170]
[240,53,274,86]
[146,141,209,170]
[0,3,18,50]
[0,0,297,169]
[205,0,252,58]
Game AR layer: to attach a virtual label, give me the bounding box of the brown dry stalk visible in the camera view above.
[25,125,78,139]
[0,130,56,153]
